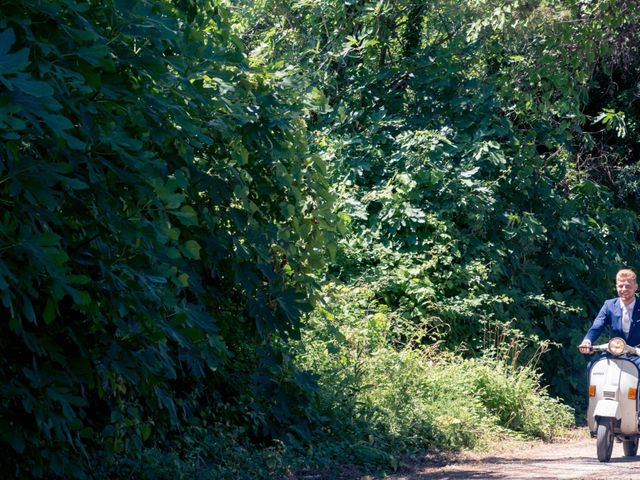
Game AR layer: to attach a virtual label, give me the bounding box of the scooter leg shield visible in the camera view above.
[594,401,621,421]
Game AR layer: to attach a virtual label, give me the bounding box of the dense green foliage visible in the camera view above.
[0,0,334,476]
[3,0,640,477]
[235,0,640,403]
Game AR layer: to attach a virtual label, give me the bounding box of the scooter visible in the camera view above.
[585,337,640,462]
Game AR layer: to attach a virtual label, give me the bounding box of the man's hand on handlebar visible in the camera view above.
[578,340,593,354]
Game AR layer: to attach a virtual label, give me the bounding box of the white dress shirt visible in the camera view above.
[621,298,636,337]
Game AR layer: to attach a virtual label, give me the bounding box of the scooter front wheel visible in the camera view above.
[623,438,638,456]
[597,420,614,462]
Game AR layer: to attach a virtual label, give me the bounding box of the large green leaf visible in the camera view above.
[0,28,29,74]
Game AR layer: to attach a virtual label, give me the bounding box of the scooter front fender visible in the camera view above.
[593,400,621,421]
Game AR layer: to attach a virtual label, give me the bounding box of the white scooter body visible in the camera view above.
[585,337,640,462]
[588,356,639,434]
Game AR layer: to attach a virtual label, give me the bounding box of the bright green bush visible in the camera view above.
[290,283,573,469]
[465,357,574,439]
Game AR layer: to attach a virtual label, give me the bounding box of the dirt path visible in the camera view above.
[375,429,640,480]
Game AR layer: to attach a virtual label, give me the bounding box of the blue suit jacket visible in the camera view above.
[584,296,640,347]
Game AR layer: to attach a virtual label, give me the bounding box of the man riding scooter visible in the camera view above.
[578,269,640,355]
[578,268,640,461]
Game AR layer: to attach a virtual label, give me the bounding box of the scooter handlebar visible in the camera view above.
[589,344,608,353]
[586,339,640,356]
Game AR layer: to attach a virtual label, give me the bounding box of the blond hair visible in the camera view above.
[617,269,637,283]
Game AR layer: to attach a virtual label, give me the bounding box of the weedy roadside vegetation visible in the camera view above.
[288,283,574,470]
[107,282,573,479]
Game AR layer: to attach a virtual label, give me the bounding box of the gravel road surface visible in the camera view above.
[379,429,640,480]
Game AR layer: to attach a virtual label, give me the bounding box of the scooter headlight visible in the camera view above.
[609,337,626,356]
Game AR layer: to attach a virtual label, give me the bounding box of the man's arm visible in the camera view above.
[583,301,611,344]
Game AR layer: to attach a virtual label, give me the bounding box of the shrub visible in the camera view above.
[466,358,574,439]
[289,283,574,470]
